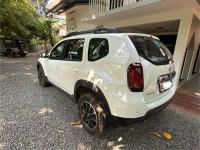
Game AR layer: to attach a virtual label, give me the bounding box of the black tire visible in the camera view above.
[20,53,26,57]
[38,67,50,87]
[78,93,106,136]
[7,50,15,58]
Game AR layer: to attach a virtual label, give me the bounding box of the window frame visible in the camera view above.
[88,38,109,62]
[49,40,68,60]
[63,38,85,62]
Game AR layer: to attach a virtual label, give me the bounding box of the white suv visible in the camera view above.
[37,28,176,135]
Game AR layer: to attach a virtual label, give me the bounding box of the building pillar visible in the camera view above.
[187,16,200,79]
[173,11,193,87]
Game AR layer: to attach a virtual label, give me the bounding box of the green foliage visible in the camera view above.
[0,0,38,39]
[0,0,57,47]
[30,0,48,16]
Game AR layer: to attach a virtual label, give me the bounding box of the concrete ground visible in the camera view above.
[0,54,199,150]
[171,74,200,116]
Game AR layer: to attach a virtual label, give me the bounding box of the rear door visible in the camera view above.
[57,38,86,95]
[129,36,175,103]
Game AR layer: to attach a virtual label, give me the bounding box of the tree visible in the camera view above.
[0,0,56,49]
[38,18,57,51]
[30,0,49,17]
[0,0,39,39]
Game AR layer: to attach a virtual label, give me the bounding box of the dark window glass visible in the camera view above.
[3,39,14,47]
[4,40,12,43]
[19,40,25,43]
[49,41,66,60]
[129,36,173,65]
[88,38,109,61]
[64,39,84,61]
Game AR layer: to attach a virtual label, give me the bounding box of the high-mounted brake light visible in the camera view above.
[127,63,144,92]
[128,35,134,37]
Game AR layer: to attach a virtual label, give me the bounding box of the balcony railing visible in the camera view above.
[89,0,142,15]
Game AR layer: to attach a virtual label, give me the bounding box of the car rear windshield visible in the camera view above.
[129,36,173,65]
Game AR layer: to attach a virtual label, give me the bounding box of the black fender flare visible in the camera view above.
[6,49,12,52]
[37,61,49,83]
[37,61,42,70]
[37,61,47,77]
[74,79,111,114]
[6,49,14,53]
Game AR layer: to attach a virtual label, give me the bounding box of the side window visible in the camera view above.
[88,38,109,61]
[4,40,12,44]
[4,39,13,47]
[64,39,84,61]
[49,41,66,60]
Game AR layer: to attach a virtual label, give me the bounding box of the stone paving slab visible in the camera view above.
[171,74,200,116]
[177,74,200,98]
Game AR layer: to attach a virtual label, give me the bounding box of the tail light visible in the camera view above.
[127,63,143,92]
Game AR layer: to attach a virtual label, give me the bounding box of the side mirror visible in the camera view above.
[40,52,48,58]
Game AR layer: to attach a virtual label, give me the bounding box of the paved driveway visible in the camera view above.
[0,54,199,150]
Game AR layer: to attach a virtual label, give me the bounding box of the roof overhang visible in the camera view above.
[47,0,89,15]
[83,0,199,25]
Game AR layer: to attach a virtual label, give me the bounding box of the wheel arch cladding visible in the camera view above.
[37,61,42,70]
[6,49,12,52]
[74,80,111,114]
[37,61,47,76]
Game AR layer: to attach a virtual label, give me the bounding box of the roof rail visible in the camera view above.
[64,28,121,38]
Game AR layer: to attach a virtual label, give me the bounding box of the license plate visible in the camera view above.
[24,51,28,53]
[159,80,172,93]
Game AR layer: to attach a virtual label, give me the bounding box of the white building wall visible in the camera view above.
[103,8,192,29]
[59,28,66,36]
[65,6,97,34]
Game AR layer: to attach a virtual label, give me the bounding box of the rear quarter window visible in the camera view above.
[129,36,173,65]
[3,39,14,47]
[88,38,109,61]
[4,40,12,44]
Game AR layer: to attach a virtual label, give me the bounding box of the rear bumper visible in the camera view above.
[104,84,176,118]
[108,97,173,126]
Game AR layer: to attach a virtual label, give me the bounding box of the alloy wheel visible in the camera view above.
[8,51,14,57]
[80,101,97,129]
